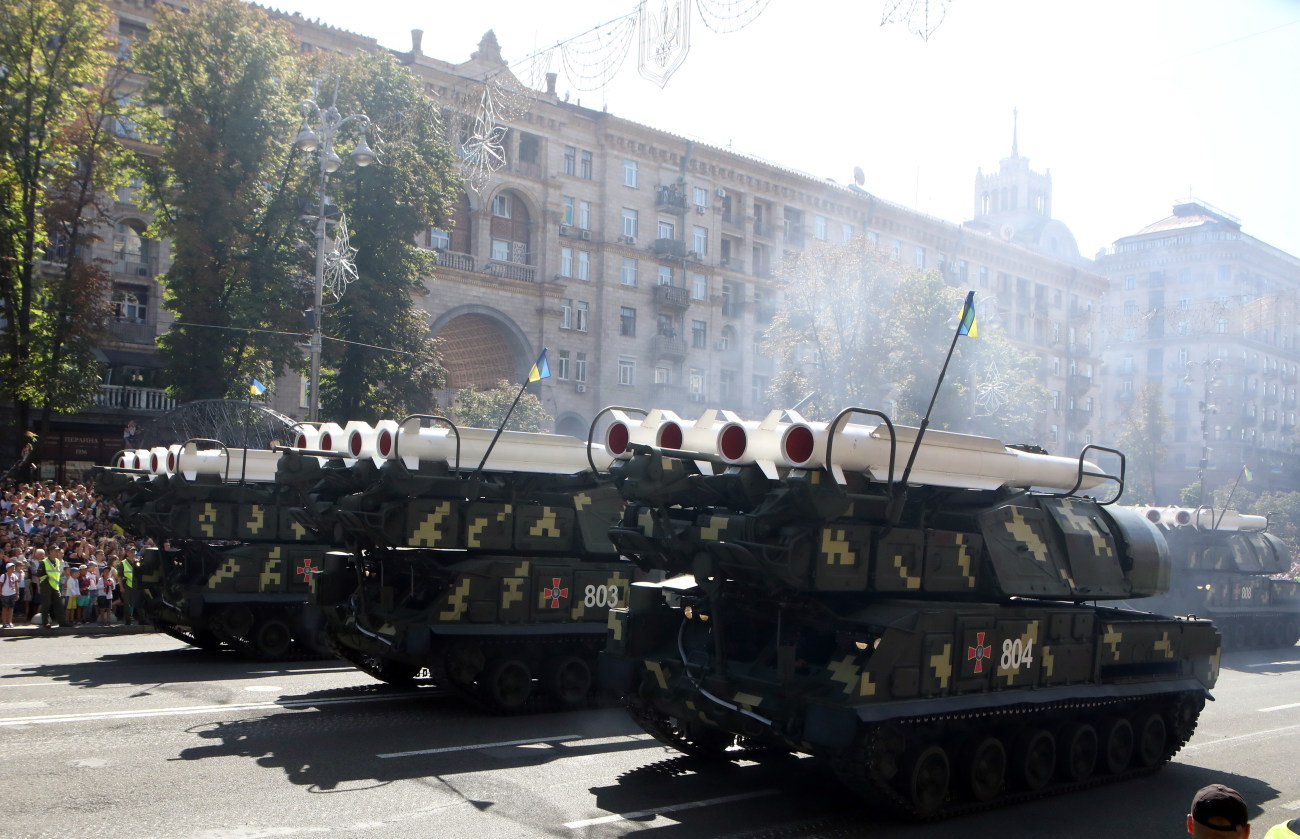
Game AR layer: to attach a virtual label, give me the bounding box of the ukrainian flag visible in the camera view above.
[249,378,268,396]
[527,349,550,383]
[957,290,978,338]
[1243,466,1253,482]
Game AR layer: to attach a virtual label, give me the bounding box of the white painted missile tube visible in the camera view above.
[602,409,687,459]
[379,415,612,475]
[716,409,816,479]
[176,439,281,483]
[1139,505,1267,531]
[345,419,399,463]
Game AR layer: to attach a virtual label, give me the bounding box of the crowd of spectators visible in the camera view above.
[0,478,148,628]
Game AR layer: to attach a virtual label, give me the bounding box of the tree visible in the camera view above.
[1116,384,1170,504]
[130,0,306,402]
[452,381,552,432]
[304,50,459,421]
[762,238,1047,443]
[0,0,118,455]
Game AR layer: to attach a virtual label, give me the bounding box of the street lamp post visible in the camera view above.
[295,95,374,422]
[1186,358,1222,507]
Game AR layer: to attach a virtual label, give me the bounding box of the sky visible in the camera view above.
[255,0,1300,259]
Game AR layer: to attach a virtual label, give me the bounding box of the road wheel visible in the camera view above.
[1135,712,1167,767]
[251,618,293,660]
[1058,722,1098,782]
[545,655,593,708]
[961,736,1006,803]
[1012,729,1055,791]
[902,744,950,818]
[1101,717,1133,774]
[481,657,533,711]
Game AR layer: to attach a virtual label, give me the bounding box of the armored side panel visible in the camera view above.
[603,439,1219,819]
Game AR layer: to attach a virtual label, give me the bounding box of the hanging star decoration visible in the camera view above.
[322,212,359,301]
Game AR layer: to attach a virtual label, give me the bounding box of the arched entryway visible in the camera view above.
[430,305,533,389]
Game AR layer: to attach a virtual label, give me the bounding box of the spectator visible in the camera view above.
[1189,784,1251,838]
[1,560,22,627]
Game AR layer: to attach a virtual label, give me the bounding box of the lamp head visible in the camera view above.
[351,137,375,167]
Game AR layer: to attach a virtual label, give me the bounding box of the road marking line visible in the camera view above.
[0,691,416,727]
[1259,702,1300,712]
[1245,661,1300,668]
[379,734,583,758]
[0,683,53,688]
[1181,723,1300,752]
[564,790,779,829]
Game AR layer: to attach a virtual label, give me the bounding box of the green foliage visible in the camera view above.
[306,50,459,421]
[452,381,553,432]
[1115,384,1170,503]
[130,0,306,402]
[0,0,120,446]
[763,238,1047,443]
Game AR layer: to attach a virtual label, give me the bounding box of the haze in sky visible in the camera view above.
[257,0,1300,260]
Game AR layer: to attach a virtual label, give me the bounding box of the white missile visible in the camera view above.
[146,445,182,476]
[780,420,1107,492]
[716,410,810,478]
[603,409,686,459]
[344,419,398,463]
[378,422,612,474]
[177,444,282,483]
[1138,505,1267,532]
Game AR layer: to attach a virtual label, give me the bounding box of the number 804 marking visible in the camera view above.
[1000,637,1035,670]
[583,584,620,608]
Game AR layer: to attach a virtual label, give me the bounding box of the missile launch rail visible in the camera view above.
[598,406,1221,819]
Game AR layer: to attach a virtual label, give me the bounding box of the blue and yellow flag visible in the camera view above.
[527,349,550,383]
[249,378,267,396]
[957,290,978,338]
[1243,466,1254,482]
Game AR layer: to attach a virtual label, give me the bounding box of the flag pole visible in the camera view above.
[897,291,975,489]
[472,349,549,476]
[1215,465,1249,528]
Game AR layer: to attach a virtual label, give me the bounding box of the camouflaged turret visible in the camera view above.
[291,417,641,711]
[94,443,340,659]
[1127,506,1300,649]
[599,408,1221,819]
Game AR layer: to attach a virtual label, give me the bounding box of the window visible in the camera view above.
[556,350,571,379]
[621,208,638,239]
[578,200,591,229]
[491,239,510,261]
[574,352,588,382]
[621,257,638,286]
[654,365,672,385]
[693,226,708,255]
[1124,275,1136,290]
[691,273,708,300]
[719,369,736,399]
[580,150,592,179]
[562,196,574,226]
[425,227,450,250]
[841,223,853,242]
[492,193,511,218]
[689,369,705,396]
[1216,318,1227,334]
[577,251,590,281]
[815,216,828,241]
[693,186,708,208]
[691,319,707,348]
[623,159,638,187]
[657,265,673,286]
[915,246,926,269]
[979,266,989,287]
[657,313,676,337]
[751,374,768,405]
[867,230,879,247]
[718,325,735,350]
[560,298,573,329]
[620,306,637,336]
[111,287,148,322]
[891,239,902,259]
[618,358,635,386]
[560,247,573,278]
[576,301,590,332]
[563,146,576,176]
[658,219,675,240]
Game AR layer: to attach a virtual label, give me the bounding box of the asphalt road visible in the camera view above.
[1,633,1297,839]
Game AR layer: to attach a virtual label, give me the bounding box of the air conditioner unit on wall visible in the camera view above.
[715,189,726,199]
[575,384,588,393]
[559,225,570,236]
[580,230,592,240]
[696,206,706,214]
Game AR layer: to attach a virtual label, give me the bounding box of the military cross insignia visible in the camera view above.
[541,577,569,609]
[296,558,319,582]
[967,631,993,673]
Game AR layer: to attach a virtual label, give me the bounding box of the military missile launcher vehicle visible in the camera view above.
[95,440,345,659]
[293,416,639,711]
[1129,506,1300,649]
[599,407,1221,819]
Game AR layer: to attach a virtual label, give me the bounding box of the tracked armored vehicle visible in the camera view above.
[95,441,341,659]
[599,407,1221,819]
[295,416,639,711]
[1130,506,1300,649]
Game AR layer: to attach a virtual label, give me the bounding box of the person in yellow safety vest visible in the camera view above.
[115,555,137,625]
[35,548,66,629]
[1264,819,1300,839]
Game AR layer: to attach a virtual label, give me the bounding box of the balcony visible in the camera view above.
[655,186,687,213]
[1067,407,1093,426]
[513,160,542,180]
[653,284,690,310]
[107,319,156,345]
[112,259,156,279]
[1068,373,1093,391]
[96,385,176,413]
[753,303,776,323]
[719,256,745,273]
[652,335,688,361]
[485,260,537,283]
[435,251,474,272]
[752,220,770,239]
[651,238,687,259]
[652,382,685,403]
[1068,304,1092,322]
